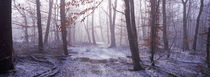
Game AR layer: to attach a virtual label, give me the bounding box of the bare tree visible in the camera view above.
[150,0,160,66]
[36,0,44,51]
[92,4,96,45]
[193,0,205,50]
[60,0,68,55]
[162,0,169,51]
[207,27,210,68]
[181,0,189,50]
[124,0,144,71]
[108,0,117,47]
[44,0,53,45]
[0,0,14,73]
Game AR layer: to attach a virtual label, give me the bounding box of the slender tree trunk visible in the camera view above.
[36,0,44,51]
[124,0,144,71]
[182,0,189,50]
[85,17,91,43]
[92,5,96,45]
[162,0,169,51]
[150,0,160,66]
[44,0,53,45]
[109,0,117,47]
[55,0,60,42]
[106,14,110,44]
[24,15,29,43]
[98,8,105,42]
[193,0,204,50]
[0,0,14,73]
[60,0,68,55]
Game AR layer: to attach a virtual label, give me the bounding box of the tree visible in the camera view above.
[207,27,210,68]
[0,0,14,73]
[124,0,144,71]
[149,0,160,66]
[162,0,169,51]
[44,0,53,45]
[193,0,205,50]
[108,0,117,47]
[60,0,68,55]
[181,0,189,50]
[36,0,44,51]
[91,3,96,45]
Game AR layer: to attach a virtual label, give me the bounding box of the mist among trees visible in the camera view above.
[0,0,210,76]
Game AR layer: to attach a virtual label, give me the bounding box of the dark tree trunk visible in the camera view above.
[36,0,44,51]
[0,0,14,73]
[150,0,160,66]
[193,0,204,51]
[181,0,189,50]
[44,0,53,45]
[60,0,68,55]
[162,0,169,51]
[124,0,144,71]
[207,28,210,68]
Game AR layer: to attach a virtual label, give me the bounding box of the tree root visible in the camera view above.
[31,56,60,77]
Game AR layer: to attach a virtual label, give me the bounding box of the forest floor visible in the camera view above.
[0,42,209,77]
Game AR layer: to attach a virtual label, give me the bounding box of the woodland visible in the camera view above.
[0,0,210,77]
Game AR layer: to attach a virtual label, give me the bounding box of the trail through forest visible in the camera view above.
[1,43,208,77]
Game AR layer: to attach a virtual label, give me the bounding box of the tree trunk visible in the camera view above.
[182,0,189,50]
[0,0,14,73]
[124,0,144,71]
[60,0,68,55]
[193,0,204,50]
[44,0,53,45]
[92,5,96,45]
[109,0,117,47]
[206,27,210,69]
[85,17,91,43]
[207,27,210,68]
[55,0,60,42]
[162,0,169,51]
[150,0,160,66]
[98,8,105,42]
[36,0,44,51]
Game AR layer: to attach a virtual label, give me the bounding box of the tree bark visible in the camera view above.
[181,0,189,50]
[150,0,160,66]
[44,0,53,45]
[60,0,68,55]
[0,0,14,73]
[124,0,144,71]
[207,28,210,68]
[92,4,96,45]
[162,0,169,51]
[193,0,204,51]
[36,0,44,51]
[85,17,91,43]
[109,0,117,47]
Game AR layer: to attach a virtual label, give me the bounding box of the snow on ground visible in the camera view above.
[0,45,209,77]
[68,46,128,60]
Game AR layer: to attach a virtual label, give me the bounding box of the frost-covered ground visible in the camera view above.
[0,44,209,77]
